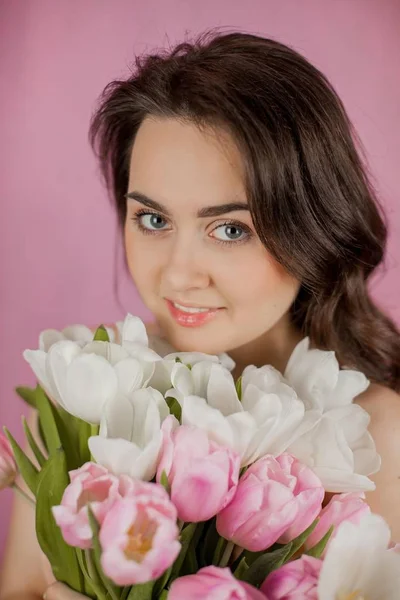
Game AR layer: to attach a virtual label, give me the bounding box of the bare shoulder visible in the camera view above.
[355,382,400,449]
[355,383,400,540]
[355,382,400,425]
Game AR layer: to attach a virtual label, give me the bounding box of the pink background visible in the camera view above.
[0,0,399,559]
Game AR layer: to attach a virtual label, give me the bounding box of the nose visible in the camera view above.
[162,234,211,293]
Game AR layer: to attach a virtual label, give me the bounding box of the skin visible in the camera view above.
[1,117,400,600]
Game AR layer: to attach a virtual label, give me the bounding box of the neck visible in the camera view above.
[227,315,303,380]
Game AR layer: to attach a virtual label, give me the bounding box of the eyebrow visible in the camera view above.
[125,191,249,218]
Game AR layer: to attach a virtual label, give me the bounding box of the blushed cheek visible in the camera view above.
[233,256,299,317]
[125,234,161,297]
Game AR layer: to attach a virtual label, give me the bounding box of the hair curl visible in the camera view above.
[88,28,400,391]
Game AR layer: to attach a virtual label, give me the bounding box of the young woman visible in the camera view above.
[1,29,400,600]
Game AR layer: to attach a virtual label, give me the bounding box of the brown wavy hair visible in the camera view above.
[88,28,400,391]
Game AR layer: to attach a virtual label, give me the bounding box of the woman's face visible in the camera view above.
[125,117,300,355]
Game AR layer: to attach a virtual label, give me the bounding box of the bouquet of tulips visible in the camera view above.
[2,313,400,599]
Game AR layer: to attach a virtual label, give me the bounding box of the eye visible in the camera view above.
[211,223,248,243]
[136,212,169,231]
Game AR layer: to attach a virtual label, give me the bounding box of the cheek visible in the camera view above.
[124,231,156,289]
[220,250,299,314]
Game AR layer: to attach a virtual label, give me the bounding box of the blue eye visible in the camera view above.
[136,212,169,231]
[212,224,247,242]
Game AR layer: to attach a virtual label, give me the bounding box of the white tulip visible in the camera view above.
[284,337,370,411]
[288,403,381,492]
[181,363,312,466]
[23,314,161,424]
[148,351,235,397]
[318,513,400,599]
[88,388,169,481]
[282,338,379,491]
[39,324,117,351]
[119,315,162,363]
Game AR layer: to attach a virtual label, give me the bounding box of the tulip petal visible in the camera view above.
[81,341,129,365]
[129,389,163,448]
[172,454,233,522]
[38,330,66,352]
[170,363,194,397]
[102,395,135,440]
[121,314,149,346]
[46,340,84,405]
[65,353,119,423]
[88,436,142,475]
[123,341,161,362]
[23,349,51,394]
[62,325,96,343]
[114,358,145,395]
[207,364,242,416]
[318,514,400,600]
[182,396,236,450]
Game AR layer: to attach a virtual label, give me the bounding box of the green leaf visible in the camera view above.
[22,416,46,468]
[168,522,197,584]
[52,405,91,469]
[181,522,204,576]
[93,325,110,342]
[212,535,225,566]
[153,566,172,597]
[75,548,100,599]
[35,386,61,454]
[15,386,38,408]
[235,376,242,400]
[160,470,170,494]
[285,519,319,561]
[35,448,84,592]
[306,525,334,558]
[126,581,155,600]
[198,518,219,567]
[159,591,168,600]
[3,427,39,496]
[243,543,293,587]
[166,397,182,422]
[15,387,48,452]
[233,556,249,580]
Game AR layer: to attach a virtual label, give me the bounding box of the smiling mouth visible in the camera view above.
[165,299,223,327]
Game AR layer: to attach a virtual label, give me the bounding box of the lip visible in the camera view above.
[165,299,223,328]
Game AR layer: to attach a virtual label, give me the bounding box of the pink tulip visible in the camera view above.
[169,566,268,600]
[217,453,324,552]
[276,454,325,544]
[52,462,128,549]
[261,555,321,599]
[156,416,240,522]
[0,434,17,490]
[99,481,181,585]
[304,492,370,555]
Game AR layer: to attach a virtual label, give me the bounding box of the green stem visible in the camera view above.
[178,519,185,531]
[76,549,107,600]
[120,587,131,600]
[219,540,235,568]
[12,483,35,506]
[85,550,119,600]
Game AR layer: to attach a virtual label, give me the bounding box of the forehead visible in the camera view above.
[128,117,246,210]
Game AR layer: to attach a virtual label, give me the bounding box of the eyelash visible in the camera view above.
[130,209,253,246]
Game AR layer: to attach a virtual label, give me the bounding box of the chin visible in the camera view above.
[165,324,233,356]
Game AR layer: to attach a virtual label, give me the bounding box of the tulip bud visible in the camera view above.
[261,555,321,599]
[156,416,240,522]
[217,453,324,552]
[0,433,17,490]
